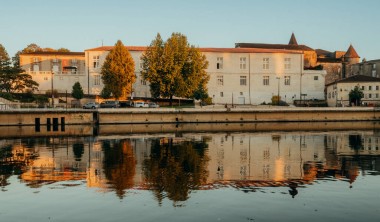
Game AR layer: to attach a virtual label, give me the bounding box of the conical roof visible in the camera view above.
[288,33,298,45]
[344,44,360,58]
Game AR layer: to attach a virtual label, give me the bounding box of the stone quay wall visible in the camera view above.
[1,107,380,126]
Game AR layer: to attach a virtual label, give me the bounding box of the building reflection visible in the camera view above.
[1,131,380,202]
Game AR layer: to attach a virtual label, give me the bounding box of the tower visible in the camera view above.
[342,44,360,78]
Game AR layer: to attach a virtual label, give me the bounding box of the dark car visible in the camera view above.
[119,100,133,108]
[100,100,120,108]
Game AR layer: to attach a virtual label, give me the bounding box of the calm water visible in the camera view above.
[1,124,380,222]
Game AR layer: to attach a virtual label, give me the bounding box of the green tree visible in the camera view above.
[71,82,84,100]
[349,85,364,106]
[141,33,209,105]
[0,44,38,93]
[100,86,112,99]
[101,40,135,100]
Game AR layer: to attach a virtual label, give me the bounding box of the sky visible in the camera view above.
[1,0,379,60]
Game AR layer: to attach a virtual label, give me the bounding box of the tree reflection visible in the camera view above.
[143,138,209,205]
[73,143,84,161]
[349,135,363,150]
[102,140,136,199]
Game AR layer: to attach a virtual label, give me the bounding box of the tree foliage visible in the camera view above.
[101,40,135,100]
[349,85,364,106]
[71,82,84,100]
[141,33,209,105]
[13,43,70,66]
[0,44,38,93]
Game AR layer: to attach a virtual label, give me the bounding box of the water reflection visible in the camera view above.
[143,138,209,204]
[1,131,380,203]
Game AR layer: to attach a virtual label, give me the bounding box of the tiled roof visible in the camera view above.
[235,43,315,51]
[85,46,303,54]
[317,57,342,63]
[20,51,85,56]
[85,46,147,51]
[199,47,302,54]
[288,33,298,45]
[326,75,380,86]
[344,44,360,58]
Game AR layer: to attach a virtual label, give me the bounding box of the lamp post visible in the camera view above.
[276,76,280,105]
[51,71,54,108]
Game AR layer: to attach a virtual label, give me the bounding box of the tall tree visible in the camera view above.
[0,44,38,93]
[141,33,209,105]
[101,40,135,100]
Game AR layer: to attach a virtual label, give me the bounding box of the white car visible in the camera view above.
[83,102,99,109]
[133,101,149,108]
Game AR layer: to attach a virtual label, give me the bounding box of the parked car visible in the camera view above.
[119,100,133,108]
[100,100,120,108]
[83,102,99,109]
[133,101,149,108]
[148,102,159,108]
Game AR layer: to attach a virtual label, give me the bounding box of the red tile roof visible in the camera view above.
[344,44,360,58]
[20,51,85,56]
[85,46,302,54]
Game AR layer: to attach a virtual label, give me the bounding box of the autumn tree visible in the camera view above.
[141,33,209,105]
[101,40,135,100]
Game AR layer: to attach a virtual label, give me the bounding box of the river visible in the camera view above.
[1,123,380,221]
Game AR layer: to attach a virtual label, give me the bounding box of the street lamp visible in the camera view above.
[276,76,280,105]
[51,71,54,108]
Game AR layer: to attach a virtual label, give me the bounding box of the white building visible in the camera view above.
[19,46,326,105]
[84,46,326,105]
[326,75,380,107]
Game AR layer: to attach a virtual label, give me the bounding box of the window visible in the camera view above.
[33,57,39,63]
[284,58,291,70]
[44,77,48,81]
[139,59,144,69]
[240,92,243,95]
[314,76,318,80]
[240,76,247,86]
[284,76,290,85]
[263,76,269,85]
[220,92,224,97]
[93,55,100,68]
[377,86,379,90]
[141,79,146,85]
[369,94,372,98]
[217,75,224,86]
[374,64,377,69]
[369,86,372,90]
[376,93,379,98]
[71,59,77,64]
[362,86,365,90]
[94,75,101,85]
[217,57,223,69]
[240,57,247,69]
[263,58,269,70]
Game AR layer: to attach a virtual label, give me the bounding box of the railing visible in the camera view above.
[26,71,85,75]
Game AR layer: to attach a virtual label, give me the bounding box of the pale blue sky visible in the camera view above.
[1,0,379,60]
